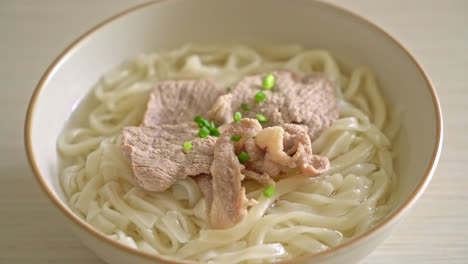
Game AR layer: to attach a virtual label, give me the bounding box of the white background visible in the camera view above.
[1,0,467,263]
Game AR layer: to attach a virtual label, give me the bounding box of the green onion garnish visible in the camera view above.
[194,116,210,128]
[262,73,275,90]
[263,186,275,197]
[238,151,250,163]
[202,119,211,128]
[233,112,242,122]
[209,127,220,137]
[231,136,242,142]
[194,116,219,137]
[226,87,231,93]
[255,91,266,103]
[199,127,210,138]
[209,121,215,129]
[201,120,211,128]
[241,103,250,111]
[194,116,203,123]
[183,141,193,152]
[256,114,269,124]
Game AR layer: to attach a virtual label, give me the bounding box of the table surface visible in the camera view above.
[1,0,467,263]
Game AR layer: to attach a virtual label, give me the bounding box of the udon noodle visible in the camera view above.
[58,44,398,263]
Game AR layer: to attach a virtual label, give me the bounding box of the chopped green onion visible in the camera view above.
[194,116,203,123]
[233,112,242,122]
[194,116,203,126]
[202,119,211,128]
[183,141,193,152]
[199,127,210,138]
[195,116,219,138]
[241,103,250,111]
[231,136,242,142]
[238,151,250,163]
[194,116,210,128]
[209,127,220,137]
[256,114,269,124]
[255,91,266,103]
[226,87,231,93]
[263,186,275,197]
[262,73,275,90]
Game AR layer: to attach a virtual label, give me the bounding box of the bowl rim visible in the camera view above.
[24,0,443,263]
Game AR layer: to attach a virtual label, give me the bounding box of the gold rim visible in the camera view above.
[24,0,443,263]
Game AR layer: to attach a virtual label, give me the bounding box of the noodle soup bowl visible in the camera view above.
[25,0,442,263]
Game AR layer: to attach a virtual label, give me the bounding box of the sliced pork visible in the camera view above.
[195,174,213,211]
[241,170,275,187]
[207,71,339,141]
[121,124,216,192]
[142,80,225,126]
[255,124,330,177]
[209,119,262,229]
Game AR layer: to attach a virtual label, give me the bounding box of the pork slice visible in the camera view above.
[194,174,213,213]
[209,119,262,229]
[241,170,275,187]
[121,123,216,192]
[282,124,329,176]
[206,93,233,126]
[142,79,225,126]
[244,138,264,162]
[207,71,339,141]
[242,138,277,185]
[255,124,330,177]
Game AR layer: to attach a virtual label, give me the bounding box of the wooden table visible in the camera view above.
[1,0,467,263]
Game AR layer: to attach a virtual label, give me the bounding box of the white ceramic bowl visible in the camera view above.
[25,0,443,263]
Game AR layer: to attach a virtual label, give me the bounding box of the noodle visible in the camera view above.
[58,44,398,263]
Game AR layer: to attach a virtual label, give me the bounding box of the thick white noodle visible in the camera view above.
[58,44,398,263]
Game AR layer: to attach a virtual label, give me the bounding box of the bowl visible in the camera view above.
[24,0,443,263]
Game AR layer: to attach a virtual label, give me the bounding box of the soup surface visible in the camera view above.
[58,44,398,263]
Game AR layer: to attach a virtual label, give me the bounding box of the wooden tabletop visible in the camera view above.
[1,0,467,263]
